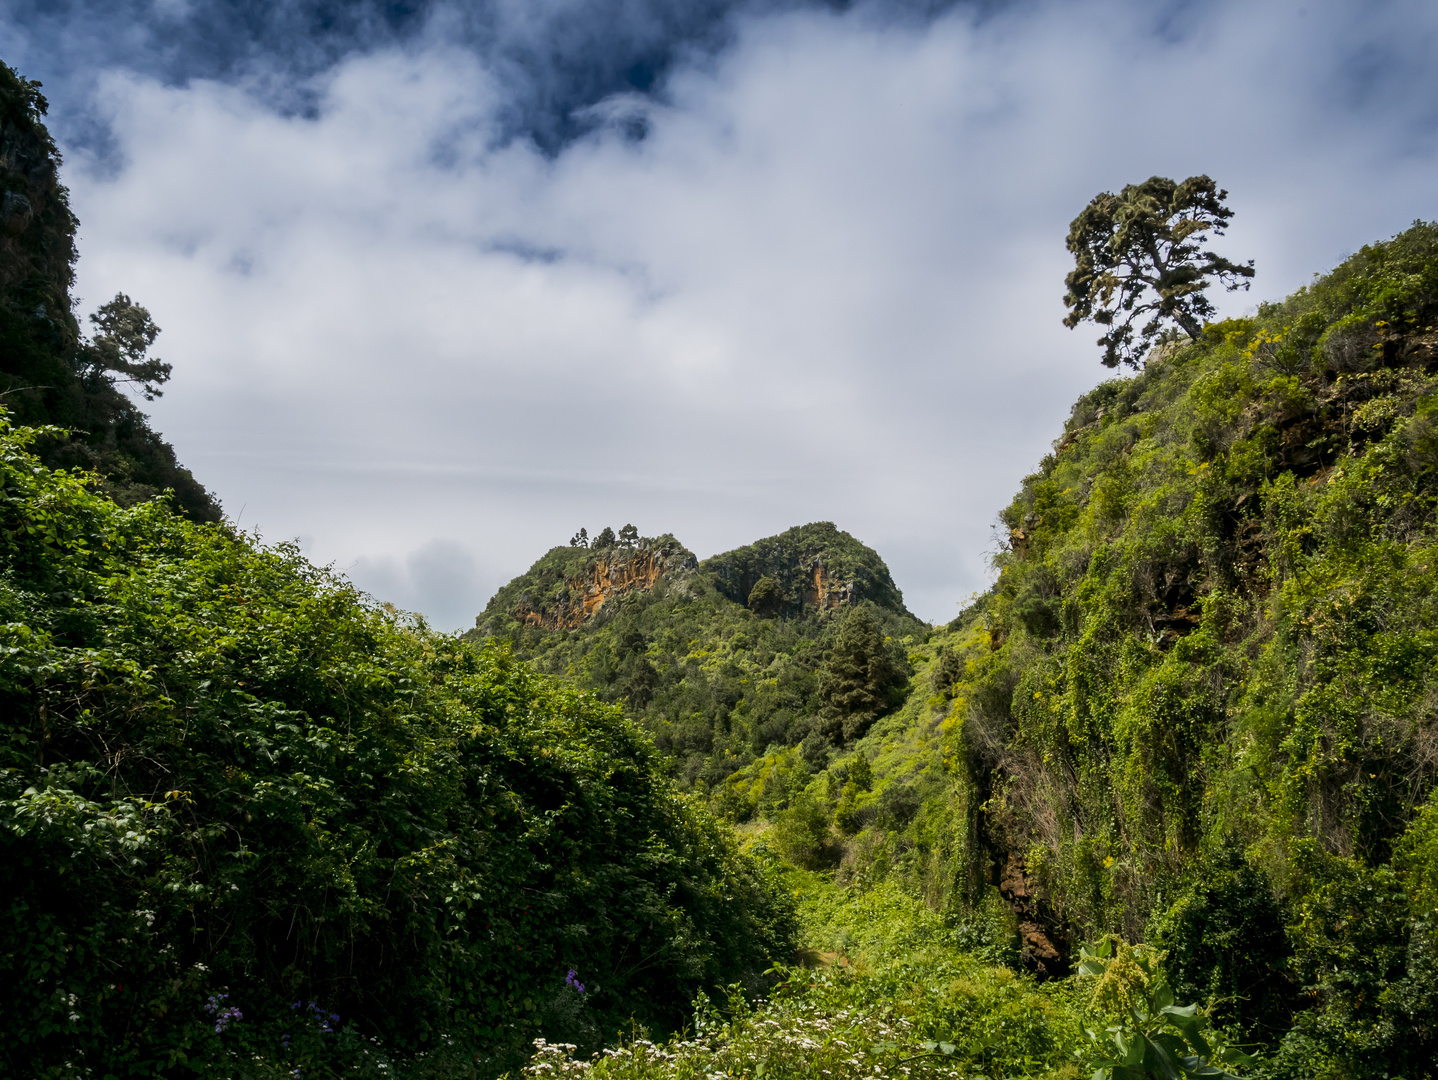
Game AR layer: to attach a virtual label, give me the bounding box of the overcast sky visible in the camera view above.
[1,0,1435,629]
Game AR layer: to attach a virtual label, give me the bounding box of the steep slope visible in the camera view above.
[0,61,219,521]
[466,523,924,786]
[703,521,914,618]
[875,222,1438,1075]
[473,533,699,635]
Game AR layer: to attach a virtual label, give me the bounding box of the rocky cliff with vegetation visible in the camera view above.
[0,62,218,521]
[948,221,1438,1069]
[474,533,699,634]
[466,522,924,788]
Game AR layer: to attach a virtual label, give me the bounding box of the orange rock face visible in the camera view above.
[803,562,856,612]
[998,853,1065,978]
[515,546,686,630]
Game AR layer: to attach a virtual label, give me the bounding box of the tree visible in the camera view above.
[747,575,784,617]
[79,293,172,400]
[618,523,639,547]
[593,526,616,549]
[1063,175,1254,369]
[815,606,910,744]
[570,528,589,548]
[929,644,963,699]
[835,751,874,833]
[848,750,872,791]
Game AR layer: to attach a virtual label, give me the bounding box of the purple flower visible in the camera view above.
[204,992,243,1034]
[564,969,587,995]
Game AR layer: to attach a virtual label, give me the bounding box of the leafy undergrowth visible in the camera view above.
[518,876,1090,1080]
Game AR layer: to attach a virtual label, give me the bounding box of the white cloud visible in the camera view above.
[62,0,1438,628]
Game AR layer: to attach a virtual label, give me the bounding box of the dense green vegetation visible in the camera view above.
[517,873,1261,1080]
[520,876,1083,1080]
[0,62,218,521]
[0,419,797,1078]
[956,221,1438,1075]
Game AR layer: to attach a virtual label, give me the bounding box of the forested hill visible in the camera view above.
[465,522,925,788]
[0,62,219,521]
[702,521,914,618]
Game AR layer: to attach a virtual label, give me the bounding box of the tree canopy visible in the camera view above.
[80,293,172,401]
[1063,175,1254,368]
[814,605,910,745]
[747,574,784,616]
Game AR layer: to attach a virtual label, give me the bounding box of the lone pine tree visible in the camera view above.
[1063,175,1254,368]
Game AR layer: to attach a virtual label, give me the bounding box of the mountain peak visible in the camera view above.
[702,521,913,621]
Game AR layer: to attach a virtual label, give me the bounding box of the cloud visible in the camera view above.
[30,0,1438,624]
[2,0,845,153]
[349,539,487,632]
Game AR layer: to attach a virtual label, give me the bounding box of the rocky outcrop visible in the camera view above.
[703,522,911,620]
[998,853,1066,979]
[514,539,695,630]
[803,560,856,612]
[0,67,77,334]
[0,62,220,524]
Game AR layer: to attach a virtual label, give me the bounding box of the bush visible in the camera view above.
[1146,850,1292,1039]
[772,794,833,869]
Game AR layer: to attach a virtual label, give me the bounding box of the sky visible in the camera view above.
[1,0,1436,630]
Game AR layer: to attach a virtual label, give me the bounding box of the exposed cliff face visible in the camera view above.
[467,535,699,639]
[0,65,78,348]
[703,521,911,619]
[804,560,856,612]
[514,541,695,629]
[997,854,1065,978]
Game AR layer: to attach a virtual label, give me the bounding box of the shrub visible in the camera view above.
[1146,850,1292,1039]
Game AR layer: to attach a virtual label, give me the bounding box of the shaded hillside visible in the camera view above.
[703,521,914,618]
[466,523,923,786]
[0,61,218,521]
[0,419,795,1079]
